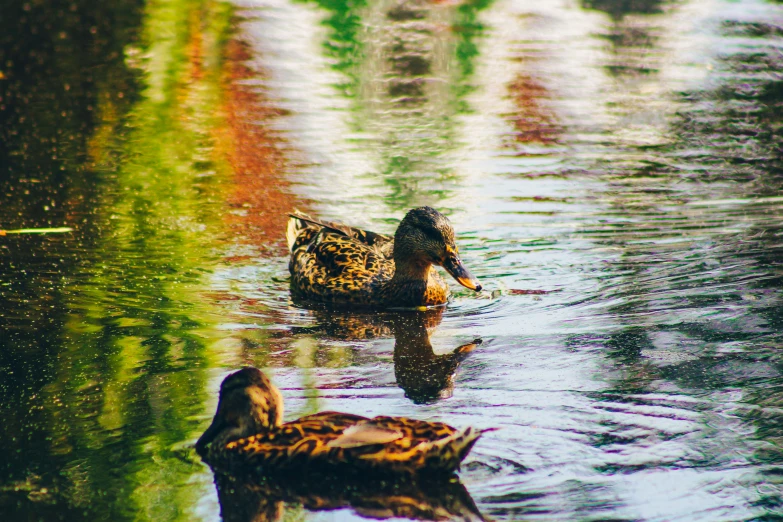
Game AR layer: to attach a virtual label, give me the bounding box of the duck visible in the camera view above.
[286,206,482,307]
[195,367,489,476]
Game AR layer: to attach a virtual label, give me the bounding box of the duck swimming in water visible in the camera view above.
[195,367,488,476]
[286,206,482,307]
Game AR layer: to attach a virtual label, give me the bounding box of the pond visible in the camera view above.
[1,0,782,520]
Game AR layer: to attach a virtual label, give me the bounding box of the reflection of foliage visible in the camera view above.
[302,0,491,94]
[0,0,236,520]
[507,74,562,144]
[299,0,493,209]
[0,0,145,512]
[580,0,666,20]
[674,38,783,180]
[0,0,143,185]
[580,9,783,515]
[582,0,664,79]
[300,0,368,95]
[454,0,492,97]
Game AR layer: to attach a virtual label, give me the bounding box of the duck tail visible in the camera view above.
[422,426,490,473]
[286,210,310,251]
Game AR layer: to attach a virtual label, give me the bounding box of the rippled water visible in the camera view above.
[1,0,783,520]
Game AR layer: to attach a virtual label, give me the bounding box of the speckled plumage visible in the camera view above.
[196,368,487,476]
[286,207,482,307]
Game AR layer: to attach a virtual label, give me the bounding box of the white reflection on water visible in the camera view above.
[205,0,783,519]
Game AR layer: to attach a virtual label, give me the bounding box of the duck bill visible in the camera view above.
[195,416,227,456]
[442,256,482,292]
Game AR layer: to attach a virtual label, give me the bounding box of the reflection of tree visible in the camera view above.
[569,5,783,514]
[506,74,561,146]
[220,39,307,252]
[0,0,142,186]
[210,467,485,522]
[0,0,239,520]
[362,0,487,207]
[705,41,783,498]
[304,0,492,208]
[580,0,666,20]
[676,58,783,179]
[580,0,666,79]
[507,1,666,151]
[0,0,143,517]
[0,0,142,376]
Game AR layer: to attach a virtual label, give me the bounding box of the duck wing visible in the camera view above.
[288,219,395,303]
[223,413,486,475]
[223,412,368,467]
[287,411,368,434]
[326,423,404,448]
[362,416,459,441]
[350,417,485,474]
[287,211,393,253]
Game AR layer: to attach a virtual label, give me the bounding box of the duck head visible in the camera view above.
[394,207,482,292]
[196,367,284,456]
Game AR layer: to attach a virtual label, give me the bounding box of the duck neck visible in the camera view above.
[384,256,431,305]
[393,255,432,283]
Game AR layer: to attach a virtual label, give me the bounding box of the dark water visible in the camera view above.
[2,0,783,520]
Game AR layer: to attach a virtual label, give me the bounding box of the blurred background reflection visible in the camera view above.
[1,0,783,520]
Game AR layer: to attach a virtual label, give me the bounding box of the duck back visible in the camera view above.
[216,413,483,476]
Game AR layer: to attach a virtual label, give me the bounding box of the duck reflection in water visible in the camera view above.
[391,309,481,404]
[211,471,485,522]
[288,307,481,404]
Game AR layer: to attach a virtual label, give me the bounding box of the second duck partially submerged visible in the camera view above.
[287,206,482,307]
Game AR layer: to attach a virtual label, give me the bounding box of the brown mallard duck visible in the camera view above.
[286,206,482,307]
[196,367,488,476]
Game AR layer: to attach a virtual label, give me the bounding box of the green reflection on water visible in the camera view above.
[302,0,368,95]
[4,0,781,519]
[0,0,235,519]
[304,0,492,210]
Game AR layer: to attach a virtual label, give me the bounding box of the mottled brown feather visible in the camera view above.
[221,414,477,475]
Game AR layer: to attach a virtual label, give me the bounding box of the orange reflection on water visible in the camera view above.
[218,39,307,256]
[507,72,561,146]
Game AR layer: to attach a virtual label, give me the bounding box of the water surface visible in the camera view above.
[1,0,782,520]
